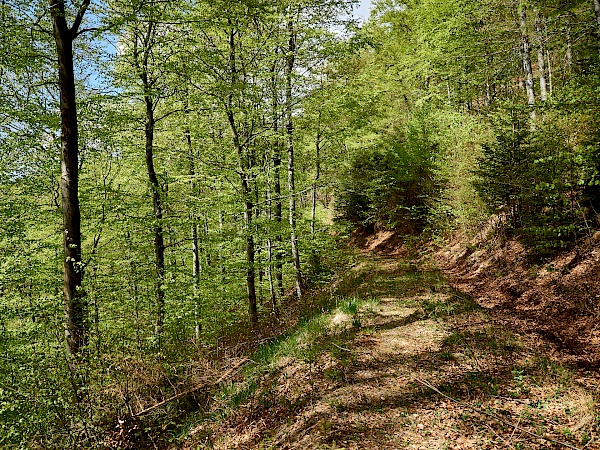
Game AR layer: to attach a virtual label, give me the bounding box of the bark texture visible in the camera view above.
[137,21,166,337]
[227,27,258,326]
[49,0,91,357]
[285,19,303,298]
[187,126,201,340]
[534,9,548,101]
[271,57,284,299]
[144,93,166,336]
[519,4,536,122]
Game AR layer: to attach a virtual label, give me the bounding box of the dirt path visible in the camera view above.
[188,253,599,449]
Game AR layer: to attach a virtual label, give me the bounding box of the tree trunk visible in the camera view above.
[273,141,284,298]
[534,9,548,101]
[203,214,211,268]
[266,180,278,314]
[49,0,91,357]
[267,238,278,314]
[187,127,201,340]
[135,21,166,339]
[144,93,166,337]
[240,163,258,326]
[227,26,257,326]
[566,21,573,71]
[311,131,322,236]
[547,49,553,97]
[270,55,284,299]
[237,139,258,326]
[519,4,536,121]
[594,0,600,54]
[285,19,303,298]
[253,159,264,303]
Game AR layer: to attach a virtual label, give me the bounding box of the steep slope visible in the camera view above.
[182,247,599,449]
[437,233,600,369]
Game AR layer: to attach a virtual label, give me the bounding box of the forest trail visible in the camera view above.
[186,250,599,450]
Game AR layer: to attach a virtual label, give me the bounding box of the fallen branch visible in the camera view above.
[414,377,582,450]
[133,358,248,417]
[583,436,595,449]
[332,343,354,353]
[484,423,513,449]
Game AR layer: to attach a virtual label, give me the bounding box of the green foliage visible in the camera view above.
[334,110,436,233]
[3,0,600,446]
[473,107,535,225]
[474,102,599,252]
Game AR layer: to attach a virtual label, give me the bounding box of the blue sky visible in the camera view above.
[354,0,373,21]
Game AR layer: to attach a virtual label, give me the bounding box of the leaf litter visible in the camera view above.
[183,233,599,449]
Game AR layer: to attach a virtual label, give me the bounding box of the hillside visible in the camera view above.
[179,235,600,449]
[3,0,600,447]
[438,233,600,370]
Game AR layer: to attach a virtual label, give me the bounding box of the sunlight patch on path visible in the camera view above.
[374,319,449,357]
[189,253,599,450]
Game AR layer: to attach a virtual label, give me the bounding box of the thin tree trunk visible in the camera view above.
[242,166,258,325]
[566,21,573,71]
[285,19,303,298]
[227,111,258,325]
[227,26,258,326]
[134,21,167,339]
[144,93,166,337]
[49,0,91,357]
[218,210,226,299]
[311,131,322,236]
[267,181,278,314]
[547,49,553,96]
[270,54,284,299]
[204,214,211,268]
[267,240,277,314]
[253,162,263,302]
[273,142,284,298]
[594,0,600,54]
[519,4,536,121]
[187,127,201,340]
[534,9,548,101]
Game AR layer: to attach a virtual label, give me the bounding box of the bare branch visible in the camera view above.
[70,0,92,35]
[74,26,100,37]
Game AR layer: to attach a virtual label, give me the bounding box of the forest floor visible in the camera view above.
[182,233,600,450]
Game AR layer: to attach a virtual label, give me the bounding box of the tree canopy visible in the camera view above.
[1,0,599,446]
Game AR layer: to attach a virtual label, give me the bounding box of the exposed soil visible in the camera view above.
[182,235,600,449]
[436,232,600,369]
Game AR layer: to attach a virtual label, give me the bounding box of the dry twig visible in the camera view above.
[414,377,582,450]
[134,358,248,417]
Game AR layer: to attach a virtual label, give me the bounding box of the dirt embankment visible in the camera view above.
[436,231,600,369]
[183,240,599,449]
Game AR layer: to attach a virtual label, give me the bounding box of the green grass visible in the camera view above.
[206,291,378,426]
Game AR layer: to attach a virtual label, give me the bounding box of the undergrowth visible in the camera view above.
[182,245,600,450]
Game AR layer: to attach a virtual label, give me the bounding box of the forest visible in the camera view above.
[1,0,600,448]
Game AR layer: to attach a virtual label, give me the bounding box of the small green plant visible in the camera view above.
[437,350,456,361]
[422,298,451,318]
[582,433,592,445]
[324,367,344,382]
[512,368,525,382]
[339,297,362,328]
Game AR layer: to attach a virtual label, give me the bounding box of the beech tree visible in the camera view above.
[8,0,600,447]
[285,17,304,298]
[49,0,92,356]
[519,1,536,122]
